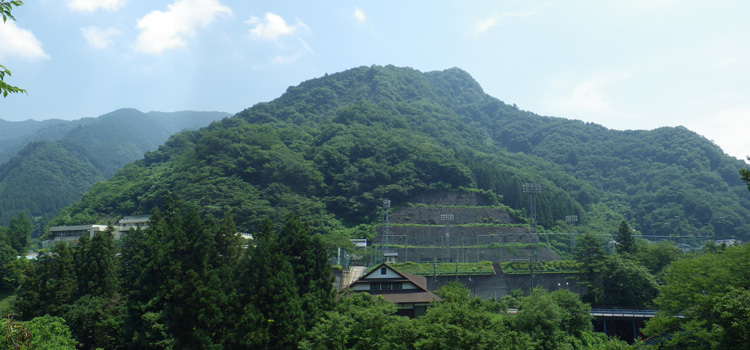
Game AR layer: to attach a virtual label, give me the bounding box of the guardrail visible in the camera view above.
[590,308,659,318]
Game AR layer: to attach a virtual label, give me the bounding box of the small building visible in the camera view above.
[46,224,110,247]
[350,238,367,248]
[383,251,399,263]
[117,215,150,233]
[44,216,152,248]
[345,263,443,317]
[715,239,741,246]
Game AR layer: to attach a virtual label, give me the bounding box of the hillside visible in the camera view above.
[0,109,229,229]
[0,118,69,163]
[54,65,750,242]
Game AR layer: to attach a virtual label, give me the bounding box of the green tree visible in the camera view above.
[75,228,118,298]
[0,1,27,97]
[514,288,564,350]
[632,239,681,276]
[8,212,31,254]
[433,281,471,303]
[301,292,415,350]
[643,244,750,349]
[64,294,122,350]
[276,215,335,329]
[416,287,532,350]
[573,234,606,304]
[15,243,76,319]
[235,219,305,349]
[513,288,603,350]
[741,158,750,192]
[1,315,77,350]
[709,287,750,349]
[549,289,594,338]
[600,255,658,308]
[0,241,17,291]
[119,225,150,346]
[614,220,635,255]
[67,227,121,350]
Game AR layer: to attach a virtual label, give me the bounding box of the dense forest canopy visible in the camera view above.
[53,65,750,241]
[0,109,228,229]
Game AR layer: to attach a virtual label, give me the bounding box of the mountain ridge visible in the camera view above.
[52,65,750,241]
[0,109,230,230]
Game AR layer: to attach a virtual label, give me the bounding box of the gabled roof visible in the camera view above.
[347,263,443,304]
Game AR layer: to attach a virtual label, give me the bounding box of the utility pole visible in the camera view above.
[433,258,438,290]
[441,213,454,262]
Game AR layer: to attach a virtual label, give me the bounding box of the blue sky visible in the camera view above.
[1,0,749,160]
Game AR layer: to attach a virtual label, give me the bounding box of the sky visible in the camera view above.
[1,0,749,160]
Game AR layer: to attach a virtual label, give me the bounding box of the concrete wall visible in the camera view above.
[424,265,587,299]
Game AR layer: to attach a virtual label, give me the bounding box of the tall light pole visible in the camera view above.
[566,215,578,248]
[383,199,391,255]
[441,213,454,262]
[523,183,542,282]
[523,183,542,232]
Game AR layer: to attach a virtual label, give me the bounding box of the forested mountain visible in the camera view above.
[0,118,69,163]
[55,65,750,241]
[0,109,229,228]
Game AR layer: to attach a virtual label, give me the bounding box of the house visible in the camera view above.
[117,215,150,232]
[345,263,443,317]
[44,216,152,248]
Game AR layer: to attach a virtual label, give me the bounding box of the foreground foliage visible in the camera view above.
[13,198,334,349]
[303,283,637,350]
[643,244,750,349]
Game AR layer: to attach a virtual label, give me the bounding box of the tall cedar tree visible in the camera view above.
[8,211,31,254]
[615,220,635,254]
[573,234,606,304]
[276,215,335,329]
[236,218,305,350]
[121,198,242,349]
[125,200,181,349]
[67,226,121,350]
[16,242,76,319]
[76,226,118,297]
[119,224,149,346]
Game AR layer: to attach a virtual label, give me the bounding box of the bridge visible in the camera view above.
[590,308,660,343]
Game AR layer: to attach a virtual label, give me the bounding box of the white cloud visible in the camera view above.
[68,0,126,12]
[270,38,313,65]
[0,20,50,60]
[474,10,539,33]
[716,56,738,68]
[272,53,301,65]
[245,13,308,41]
[81,26,120,49]
[353,8,366,22]
[692,105,750,160]
[134,0,232,54]
[544,69,633,120]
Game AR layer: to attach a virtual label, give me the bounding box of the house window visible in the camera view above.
[371,283,381,290]
[380,267,387,275]
[392,282,402,290]
[381,283,391,290]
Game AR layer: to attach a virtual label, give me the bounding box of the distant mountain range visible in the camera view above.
[52,65,750,242]
[0,109,229,231]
